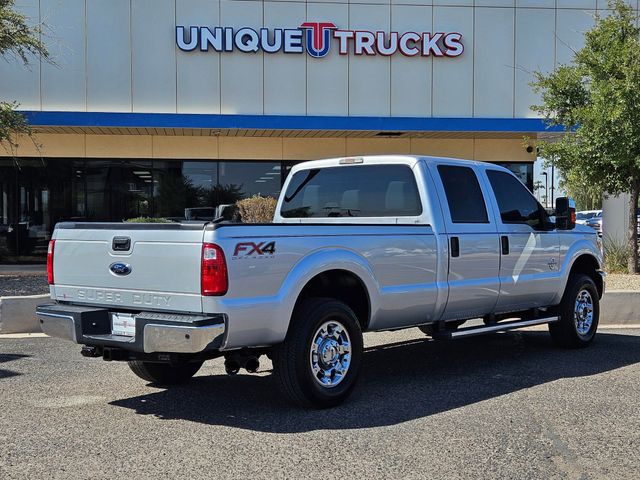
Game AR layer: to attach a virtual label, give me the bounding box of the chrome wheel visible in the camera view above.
[574,289,594,336]
[309,320,352,388]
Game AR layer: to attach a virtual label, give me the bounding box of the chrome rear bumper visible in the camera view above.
[36,304,225,354]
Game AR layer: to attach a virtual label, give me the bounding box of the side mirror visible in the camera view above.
[555,197,576,230]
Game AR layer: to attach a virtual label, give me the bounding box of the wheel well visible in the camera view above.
[570,254,603,298]
[294,270,371,330]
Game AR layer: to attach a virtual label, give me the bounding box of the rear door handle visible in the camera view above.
[450,237,460,258]
[501,235,509,255]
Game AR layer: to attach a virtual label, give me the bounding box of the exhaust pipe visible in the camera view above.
[245,357,260,373]
[80,346,100,358]
[224,358,241,375]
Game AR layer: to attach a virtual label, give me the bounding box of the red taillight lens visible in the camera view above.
[201,243,228,296]
[47,240,55,285]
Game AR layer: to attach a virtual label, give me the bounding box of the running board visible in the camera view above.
[433,316,560,340]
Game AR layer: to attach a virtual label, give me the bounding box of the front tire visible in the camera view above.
[549,274,599,348]
[272,298,363,408]
[128,360,203,385]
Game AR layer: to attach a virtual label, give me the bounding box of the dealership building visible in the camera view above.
[0,0,630,261]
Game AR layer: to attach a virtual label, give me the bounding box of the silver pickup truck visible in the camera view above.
[37,155,604,408]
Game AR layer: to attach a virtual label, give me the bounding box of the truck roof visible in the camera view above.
[290,155,500,175]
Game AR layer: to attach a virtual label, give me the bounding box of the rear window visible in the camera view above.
[280,165,422,218]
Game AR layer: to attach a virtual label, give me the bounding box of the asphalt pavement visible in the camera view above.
[1,327,639,479]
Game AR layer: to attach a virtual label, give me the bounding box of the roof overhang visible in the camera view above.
[21,111,565,139]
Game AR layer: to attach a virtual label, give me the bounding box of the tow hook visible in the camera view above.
[224,353,261,375]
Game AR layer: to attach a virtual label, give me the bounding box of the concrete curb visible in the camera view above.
[0,294,50,334]
[600,291,640,326]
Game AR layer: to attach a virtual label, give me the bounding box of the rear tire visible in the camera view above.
[128,360,203,385]
[549,274,599,348]
[272,298,363,408]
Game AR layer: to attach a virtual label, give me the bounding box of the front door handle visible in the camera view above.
[450,237,460,258]
[501,235,509,255]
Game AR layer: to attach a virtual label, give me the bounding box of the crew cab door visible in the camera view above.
[430,163,501,320]
[483,169,560,311]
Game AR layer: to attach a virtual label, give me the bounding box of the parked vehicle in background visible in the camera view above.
[37,156,604,408]
[576,210,601,226]
[586,211,603,235]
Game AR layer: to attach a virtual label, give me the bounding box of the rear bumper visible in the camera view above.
[36,303,225,354]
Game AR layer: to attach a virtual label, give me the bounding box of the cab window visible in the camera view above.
[486,169,546,229]
[437,165,489,223]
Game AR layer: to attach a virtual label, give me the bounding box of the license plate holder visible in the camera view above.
[111,312,136,337]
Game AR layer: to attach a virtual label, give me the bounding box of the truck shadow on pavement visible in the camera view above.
[110,331,640,433]
[0,353,29,380]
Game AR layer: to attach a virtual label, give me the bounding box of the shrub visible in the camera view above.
[124,217,174,223]
[603,235,630,274]
[236,195,277,223]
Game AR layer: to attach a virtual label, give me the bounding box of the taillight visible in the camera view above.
[47,240,55,285]
[201,243,228,296]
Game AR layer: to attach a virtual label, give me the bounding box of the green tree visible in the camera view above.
[0,0,48,151]
[205,184,245,207]
[558,170,603,211]
[155,174,203,217]
[532,0,640,273]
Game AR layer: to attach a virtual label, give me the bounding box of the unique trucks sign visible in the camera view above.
[176,22,464,58]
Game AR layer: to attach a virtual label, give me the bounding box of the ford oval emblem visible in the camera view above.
[109,262,132,276]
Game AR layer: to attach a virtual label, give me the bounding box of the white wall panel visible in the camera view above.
[517,0,554,6]
[432,6,473,117]
[476,0,514,6]
[556,9,596,65]
[86,0,131,111]
[4,1,640,121]
[351,0,389,5]
[40,0,85,111]
[474,7,514,117]
[390,5,432,117]
[434,0,473,5]
[306,2,349,115]
[514,8,555,117]
[349,4,390,116]
[0,0,40,109]
[219,0,263,114]
[176,0,220,114]
[264,2,306,115]
[131,0,176,112]
[559,0,596,8]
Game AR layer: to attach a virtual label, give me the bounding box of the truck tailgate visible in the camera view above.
[51,223,205,313]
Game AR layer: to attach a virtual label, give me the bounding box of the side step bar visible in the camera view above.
[433,316,559,340]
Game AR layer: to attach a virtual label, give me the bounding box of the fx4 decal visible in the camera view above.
[233,241,276,258]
